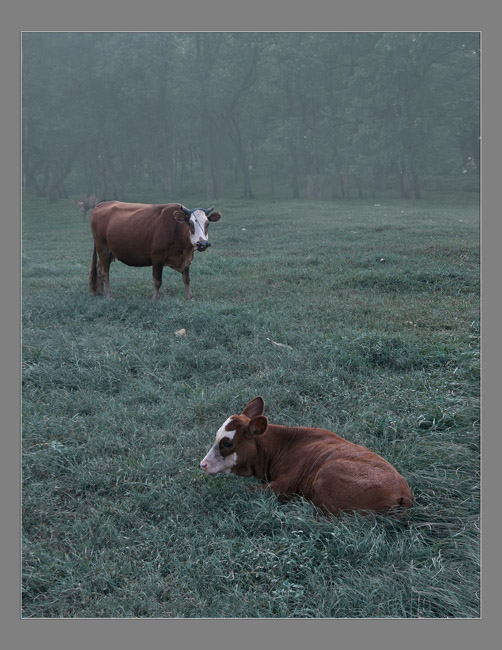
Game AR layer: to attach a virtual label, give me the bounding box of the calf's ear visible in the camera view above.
[173,210,187,222]
[248,415,268,437]
[242,396,265,418]
[208,211,221,222]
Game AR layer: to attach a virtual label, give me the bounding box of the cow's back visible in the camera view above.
[262,426,413,514]
[306,434,414,513]
[90,201,159,235]
[90,201,178,267]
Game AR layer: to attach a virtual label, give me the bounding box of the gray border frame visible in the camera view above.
[3,1,497,648]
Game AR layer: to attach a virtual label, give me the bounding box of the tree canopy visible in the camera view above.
[22,32,480,202]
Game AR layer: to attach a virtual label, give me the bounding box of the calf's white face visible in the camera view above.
[200,417,238,475]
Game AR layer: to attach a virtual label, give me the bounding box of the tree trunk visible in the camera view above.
[408,157,421,199]
[371,170,384,200]
[164,158,175,197]
[46,157,73,202]
[158,83,175,198]
[306,174,315,199]
[26,167,44,197]
[290,146,300,199]
[412,172,421,199]
[339,173,350,200]
[42,165,49,195]
[353,174,363,199]
[229,116,253,199]
[399,172,411,199]
[331,175,340,199]
[306,173,325,200]
[203,154,222,201]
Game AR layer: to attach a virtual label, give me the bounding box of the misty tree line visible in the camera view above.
[22,32,480,202]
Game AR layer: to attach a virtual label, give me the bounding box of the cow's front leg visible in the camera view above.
[152,262,163,300]
[251,481,292,503]
[182,266,193,300]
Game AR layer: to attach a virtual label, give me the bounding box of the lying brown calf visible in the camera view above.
[200,396,413,516]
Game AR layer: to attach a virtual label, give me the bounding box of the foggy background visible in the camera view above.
[22,32,480,203]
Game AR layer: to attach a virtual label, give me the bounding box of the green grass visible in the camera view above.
[22,191,480,618]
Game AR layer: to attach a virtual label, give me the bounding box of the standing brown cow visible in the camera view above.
[89,201,221,299]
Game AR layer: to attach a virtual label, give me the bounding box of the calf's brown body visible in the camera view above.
[201,397,413,516]
[75,195,100,220]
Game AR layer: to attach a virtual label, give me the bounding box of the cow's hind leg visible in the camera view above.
[89,246,103,295]
[96,245,114,299]
[95,262,104,295]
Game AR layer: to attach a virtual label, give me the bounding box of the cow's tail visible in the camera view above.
[392,492,414,519]
[89,246,99,294]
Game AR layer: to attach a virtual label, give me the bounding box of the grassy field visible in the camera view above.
[22,190,480,618]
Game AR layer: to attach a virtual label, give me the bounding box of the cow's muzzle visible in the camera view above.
[196,242,211,251]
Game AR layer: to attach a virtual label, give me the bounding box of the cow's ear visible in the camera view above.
[242,396,264,418]
[248,416,268,437]
[173,210,187,222]
[208,211,221,222]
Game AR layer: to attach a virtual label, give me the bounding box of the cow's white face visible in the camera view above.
[174,206,221,251]
[188,210,211,251]
[200,417,238,475]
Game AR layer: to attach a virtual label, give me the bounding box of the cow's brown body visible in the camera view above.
[201,397,413,516]
[88,201,220,299]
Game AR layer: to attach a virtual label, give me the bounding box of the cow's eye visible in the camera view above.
[222,441,233,449]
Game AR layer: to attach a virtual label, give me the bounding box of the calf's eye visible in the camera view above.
[222,441,233,449]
